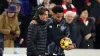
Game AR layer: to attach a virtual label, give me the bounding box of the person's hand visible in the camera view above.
[10,31,16,36]
[19,38,24,44]
[14,34,19,37]
[30,20,37,24]
[84,33,92,40]
[64,43,75,50]
[13,34,19,40]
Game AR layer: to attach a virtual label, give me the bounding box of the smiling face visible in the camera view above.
[53,12,64,22]
[37,6,49,22]
[64,11,75,24]
[52,5,64,22]
[39,11,49,21]
[65,14,74,24]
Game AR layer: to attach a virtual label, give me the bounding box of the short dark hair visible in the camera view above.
[79,8,88,15]
[52,5,64,14]
[37,6,49,15]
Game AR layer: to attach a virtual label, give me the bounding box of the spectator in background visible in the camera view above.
[91,0,100,8]
[77,8,95,49]
[29,0,44,16]
[48,3,56,17]
[30,0,56,16]
[7,0,12,4]
[86,0,93,15]
[29,0,43,8]
[42,0,51,8]
[11,0,22,13]
[61,0,76,15]
[19,0,31,47]
[30,3,56,26]
[0,5,20,47]
[86,0,92,6]
[91,0,100,18]
[10,0,25,47]
[91,0,100,19]
[20,0,31,16]
[11,0,31,47]
[91,0,100,49]
[64,11,81,48]
[31,0,56,22]
[72,0,92,15]
[35,0,52,10]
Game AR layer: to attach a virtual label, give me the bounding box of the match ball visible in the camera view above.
[60,37,72,49]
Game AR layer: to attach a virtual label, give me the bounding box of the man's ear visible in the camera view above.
[39,15,43,19]
[38,15,41,18]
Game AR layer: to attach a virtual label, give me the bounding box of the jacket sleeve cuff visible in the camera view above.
[91,33,95,38]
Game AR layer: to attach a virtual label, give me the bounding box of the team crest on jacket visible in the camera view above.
[49,25,52,28]
[61,26,66,31]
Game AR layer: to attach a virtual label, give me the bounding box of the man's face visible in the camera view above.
[39,11,49,21]
[65,13,75,24]
[80,10,88,19]
[53,13,64,22]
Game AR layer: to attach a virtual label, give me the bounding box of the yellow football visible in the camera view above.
[60,37,72,49]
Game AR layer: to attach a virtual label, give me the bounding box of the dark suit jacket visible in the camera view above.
[68,20,82,48]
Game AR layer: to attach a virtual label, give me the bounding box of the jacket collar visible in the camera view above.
[80,18,88,23]
[36,17,47,25]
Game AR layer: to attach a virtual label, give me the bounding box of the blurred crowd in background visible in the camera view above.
[0,0,100,49]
